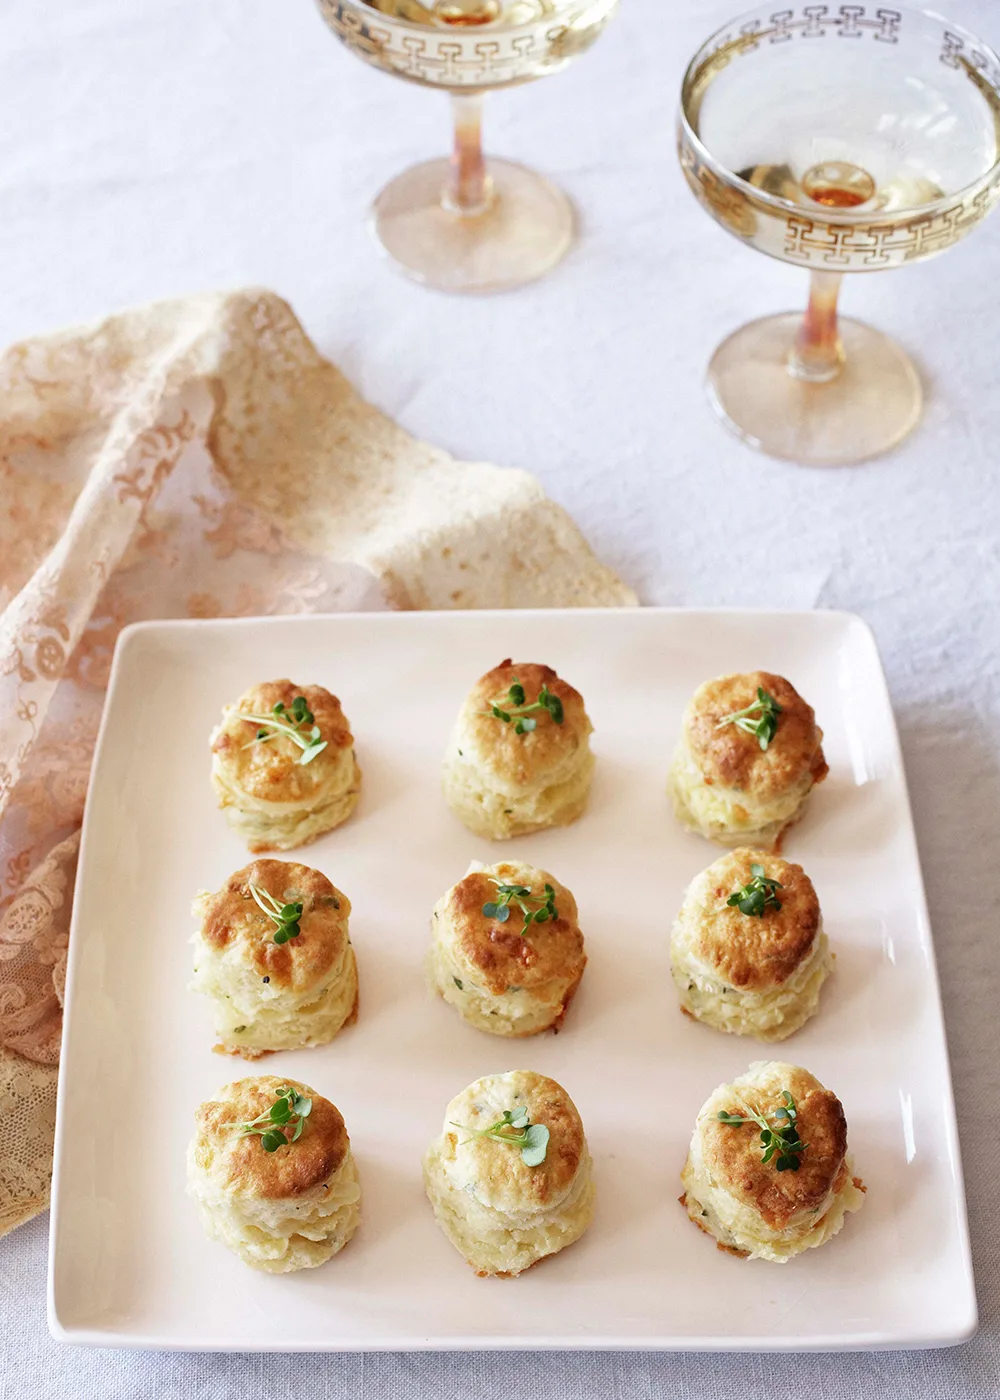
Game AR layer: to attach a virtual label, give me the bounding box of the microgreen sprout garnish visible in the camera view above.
[717,1090,806,1172]
[249,883,303,944]
[451,1106,550,1167]
[716,686,782,750]
[240,1085,313,1152]
[727,863,783,918]
[241,694,328,765]
[484,679,564,735]
[482,879,558,936]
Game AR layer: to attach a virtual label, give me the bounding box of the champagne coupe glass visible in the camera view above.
[677,4,1000,465]
[315,0,618,293]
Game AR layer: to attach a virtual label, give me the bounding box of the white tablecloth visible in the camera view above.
[2,0,999,1393]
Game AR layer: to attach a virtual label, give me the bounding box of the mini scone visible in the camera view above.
[427,860,586,1037]
[187,1076,361,1273]
[423,1069,595,1277]
[668,671,828,851]
[442,660,595,840]
[670,848,832,1041]
[191,858,357,1058]
[211,679,360,851]
[680,1060,865,1262]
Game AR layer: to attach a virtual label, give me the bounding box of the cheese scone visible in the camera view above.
[191,858,357,1058]
[211,679,360,852]
[427,860,586,1037]
[442,660,594,840]
[668,672,827,851]
[423,1070,595,1277]
[671,848,831,1041]
[681,1060,865,1262]
[187,1076,361,1273]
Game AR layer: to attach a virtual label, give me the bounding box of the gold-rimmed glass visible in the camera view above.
[316,0,618,293]
[678,4,1000,465]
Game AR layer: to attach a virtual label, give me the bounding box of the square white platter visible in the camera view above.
[48,608,976,1352]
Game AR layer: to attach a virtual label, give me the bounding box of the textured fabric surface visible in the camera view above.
[0,286,632,1238]
[1,0,999,1392]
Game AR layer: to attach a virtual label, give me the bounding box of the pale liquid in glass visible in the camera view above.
[687,30,1000,261]
[363,0,560,25]
[336,0,615,89]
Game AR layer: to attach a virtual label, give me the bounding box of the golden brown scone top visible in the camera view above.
[211,680,354,804]
[441,861,585,997]
[193,1076,349,1200]
[686,848,820,991]
[440,1070,586,1215]
[196,859,350,993]
[683,672,827,800]
[454,661,592,788]
[700,1062,848,1230]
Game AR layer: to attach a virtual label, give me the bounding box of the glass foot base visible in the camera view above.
[707,314,923,466]
[370,157,575,294]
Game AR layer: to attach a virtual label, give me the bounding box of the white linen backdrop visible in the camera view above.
[1,0,999,1395]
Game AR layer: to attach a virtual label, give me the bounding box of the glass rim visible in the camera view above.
[326,0,615,40]
[677,2,1000,226]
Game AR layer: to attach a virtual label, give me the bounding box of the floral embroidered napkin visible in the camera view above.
[0,288,634,1237]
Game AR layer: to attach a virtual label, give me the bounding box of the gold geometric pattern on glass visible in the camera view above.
[678,136,1000,270]
[316,0,594,87]
[677,3,1000,464]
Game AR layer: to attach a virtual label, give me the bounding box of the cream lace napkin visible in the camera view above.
[0,288,634,1237]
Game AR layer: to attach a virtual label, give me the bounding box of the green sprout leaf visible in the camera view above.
[450,1104,550,1167]
[716,686,782,751]
[521,1123,550,1167]
[483,678,565,737]
[481,878,558,937]
[240,1086,313,1152]
[716,1089,806,1172]
[249,882,304,944]
[726,863,783,918]
[240,694,329,766]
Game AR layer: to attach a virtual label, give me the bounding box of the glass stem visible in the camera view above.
[443,92,493,218]
[789,271,845,383]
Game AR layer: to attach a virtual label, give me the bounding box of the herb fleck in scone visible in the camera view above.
[423,1070,595,1277]
[670,848,832,1040]
[187,1077,361,1273]
[191,859,357,1058]
[680,1060,865,1262]
[668,672,827,851]
[211,679,360,851]
[427,860,586,1037]
[442,660,594,840]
